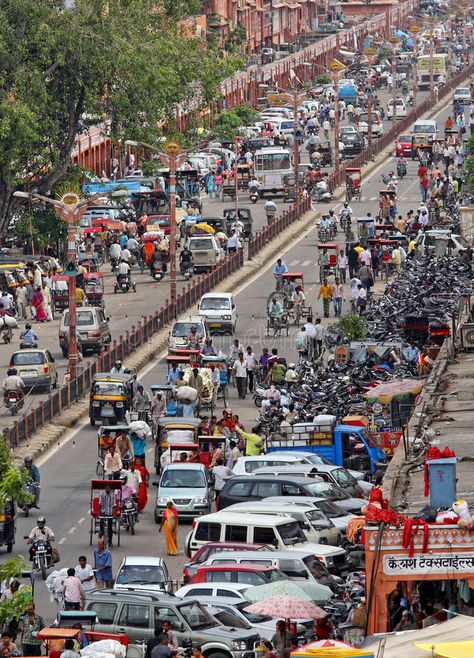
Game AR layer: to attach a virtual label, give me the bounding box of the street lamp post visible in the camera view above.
[13,190,90,380]
[125,140,186,317]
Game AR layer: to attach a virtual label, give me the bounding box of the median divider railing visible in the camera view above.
[5,64,474,447]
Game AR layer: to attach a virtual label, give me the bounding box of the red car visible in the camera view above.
[395,134,413,157]
[183,542,270,583]
[188,563,285,586]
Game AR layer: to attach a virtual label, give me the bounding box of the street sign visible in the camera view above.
[328,58,346,73]
[267,92,290,106]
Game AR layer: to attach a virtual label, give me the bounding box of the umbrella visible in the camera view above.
[292,640,355,651]
[245,579,333,604]
[245,595,326,620]
[191,222,215,234]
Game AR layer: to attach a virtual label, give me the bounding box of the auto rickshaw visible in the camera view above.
[150,384,177,417]
[198,435,227,468]
[201,354,228,406]
[51,275,69,313]
[83,272,104,308]
[154,417,202,474]
[96,424,131,477]
[89,373,135,426]
[345,167,361,202]
[317,244,338,283]
[89,479,122,547]
[282,174,296,203]
[0,498,16,553]
[357,217,375,246]
[223,207,253,238]
[379,189,397,221]
[411,134,432,160]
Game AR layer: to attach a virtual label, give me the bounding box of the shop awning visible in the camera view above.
[415,642,474,658]
[364,379,424,405]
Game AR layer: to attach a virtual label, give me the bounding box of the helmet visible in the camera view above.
[24,456,33,464]
[115,360,122,367]
[26,323,32,330]
[37,516,46,527]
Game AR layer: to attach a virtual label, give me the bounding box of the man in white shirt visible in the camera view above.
[212,459,234,493]
[303,318,317,358]
[109,242,121,261]
[117,260,130,276]
[232,352,248,399]
[359,248,372,267]
[314,319,325,357]
[209,364,221,407]
[63,568,85,610]
[75,556,95,591]
[338,249,348,283]
[243,346,258,392]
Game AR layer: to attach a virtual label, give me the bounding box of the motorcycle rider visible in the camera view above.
[26,516,55,561]
[264,199,277,221]
[179,246,193,275]
[185,326,203,349]
[19,324,38,348]
[249,177,260,196]
[339,202,353,222]
[111,360,126,374]
[23,456,41,508]
[2,368,25,406]
[117,258,131,281]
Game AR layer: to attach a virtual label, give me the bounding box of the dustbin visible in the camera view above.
[427,457,457,509]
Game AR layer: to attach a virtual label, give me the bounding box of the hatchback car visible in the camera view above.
[10,349,58,392]
[188,563,286,586]
[357,110,383,136]
[59,306,111,357]
[339,130,365,156]
[387,98,407,119]
[395,134,413,157]
[114,556,171,593]
[182,542,271,583]
[175,582,250,601]
[155,463,212,521]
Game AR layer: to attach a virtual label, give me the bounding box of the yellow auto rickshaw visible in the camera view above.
[89,373,135,426]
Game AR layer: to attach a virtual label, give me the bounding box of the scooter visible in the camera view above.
[312,188,333,203]
[4,389,24,416]
[121,497,138,534]
[181,261,193,280]
[151,261,164,281]
[20,341,38,349]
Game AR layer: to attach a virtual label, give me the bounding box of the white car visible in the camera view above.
[357,110,384,136]
[198,292,237,334]
[387,98,407,119]
[265,496,357,534]
[453,87,471,102]
[175,582,250,601]
[114,556,172,593]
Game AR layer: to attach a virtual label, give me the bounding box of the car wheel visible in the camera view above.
[52,377,57,389]
[154,510,160,524]
[90,417,95,426]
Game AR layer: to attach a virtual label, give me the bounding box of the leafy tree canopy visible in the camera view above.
[0,0,239,230]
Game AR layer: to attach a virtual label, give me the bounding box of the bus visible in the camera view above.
[416,53,448,90]
[254,147,292,196]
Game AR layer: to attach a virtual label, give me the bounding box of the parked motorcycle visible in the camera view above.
[180,261,193,280]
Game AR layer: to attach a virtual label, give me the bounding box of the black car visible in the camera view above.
[217,475,364,513]
[339,131,365,157]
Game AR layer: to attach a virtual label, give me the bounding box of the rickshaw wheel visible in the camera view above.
[117,524,121,547]
[286,323,289,336]
[7,543,12,553]
[89,523,94,546]
[130,516,135,535]
[222,386,227,406]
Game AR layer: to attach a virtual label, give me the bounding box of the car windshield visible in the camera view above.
[262,568,287,582]
[189,239,213,250]
[178,602,217,630]
[413,124,435,133]
[278,521,307,546]
[339,127,355,133]
[342,134,359,142]
[305,481,348,500]
[116,565,166,585]
[307,509,331,528]
[160,469,206,488]
[236,601,272,622]
[398,135,411,142]
[280,122,293,130]
[315,500,347,517]
[456,88,469,94]
[171,322,205,337]
[213,610,249,629]
[200,297,231,311]
[63,310,94,327]
[331,468,356,488]
[12,352,45,366]
[93,382,124,395]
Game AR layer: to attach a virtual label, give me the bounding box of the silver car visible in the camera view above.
[154,463,213,522]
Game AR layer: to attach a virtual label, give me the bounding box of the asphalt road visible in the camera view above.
[0,78,435,422]
[0,80,464,622]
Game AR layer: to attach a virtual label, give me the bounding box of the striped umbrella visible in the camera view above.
[245,579,333,604]
[244,595,327,620]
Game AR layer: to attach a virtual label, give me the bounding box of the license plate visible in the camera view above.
[209,323,221,328]
[79,332,88,338]
[22,371,37,376]
[101,407,114,417]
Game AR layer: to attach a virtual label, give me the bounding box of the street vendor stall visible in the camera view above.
[364,379,423,433]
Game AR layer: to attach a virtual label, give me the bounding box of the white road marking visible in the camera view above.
[301,260,311,266]
[58,538,66,545]
[77,517,85,525]
[68,527,76,534]
[289,259,300,266]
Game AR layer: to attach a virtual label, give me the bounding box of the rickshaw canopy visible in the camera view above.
[281,272,304,283]
[83,227,102,236]
[38,628,80,641]
[84,271,104,282]
[150,385,175,393]
[317,243,338,251]
[55,611,98,627]
[98,424,130,435]
[93,373,135,385]
[191,223,216,235]
[157,417,202,429]
[90,479,122,491]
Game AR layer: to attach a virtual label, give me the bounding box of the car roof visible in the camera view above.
[237,454,306,462]
[200,292,233,299]
[164,462,207,471]
[178,582,249,592]
[225,474,315,484]
[194,542,268,551]
[204,549,315,561]
[196,563,276,572]
[86,589,177,604]
[226,501,318,513]
[119,556,166,566]
[252,465,323,476]
[197,511,296,525]
[173,315,203,323]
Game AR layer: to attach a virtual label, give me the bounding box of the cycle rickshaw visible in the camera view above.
[96,424,131,477]
[280,273,312,324]
[201,354,228,406]
[89,479,122,548]
[266,291,290,337]
[150,384,177,417]
[83,272,105,308]
[51,276,69,314]
[345,167,361,202]
[317,243,338,283]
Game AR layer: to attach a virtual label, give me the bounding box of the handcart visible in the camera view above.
[89,479,122,548]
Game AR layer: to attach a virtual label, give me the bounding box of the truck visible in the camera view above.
[266,415,386,474]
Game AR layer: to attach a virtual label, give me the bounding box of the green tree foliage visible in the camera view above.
[0,558,32,625]
[14,207,67,251]
[330,312,368,341]
[211,105,260,141]
[0,0,239,230]
[0,434,30,509]
[233,104,260,126]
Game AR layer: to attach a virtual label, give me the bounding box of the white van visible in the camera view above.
[415,230,469,257]
[233,454,310,475]
[270,118,295,138]
[185,511,349,573]
[198,292,237,334]
[411,119,437,138]
[387,98,407,119]
[187,235,224,272]
[224,501,341,545]
[266,496,356,535]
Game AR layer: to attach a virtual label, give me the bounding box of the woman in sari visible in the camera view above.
[32,287,47,322]
[159,500,178,555]
[134,457,149,512]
